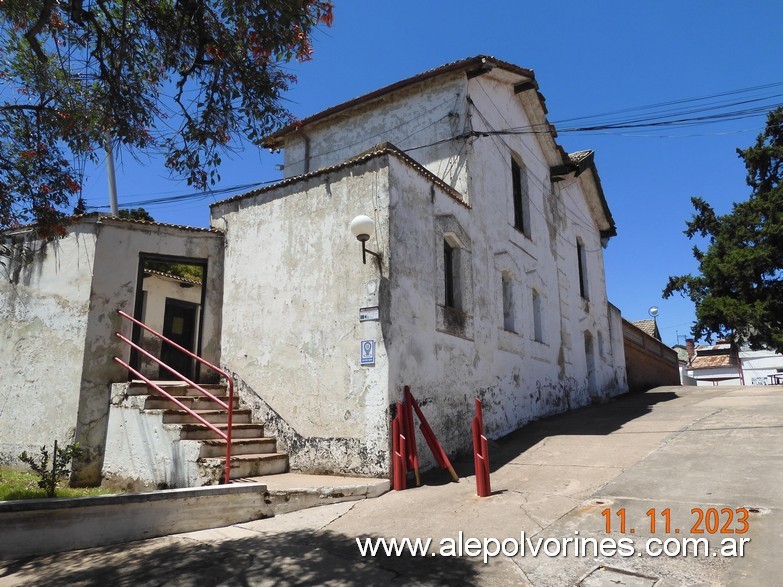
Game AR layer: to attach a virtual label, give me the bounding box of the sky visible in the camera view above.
[77,1,783,347]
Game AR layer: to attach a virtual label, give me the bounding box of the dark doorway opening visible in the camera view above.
[160,298,199,380]
[131,254,208,382]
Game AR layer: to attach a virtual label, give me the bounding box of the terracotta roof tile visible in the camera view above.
[690,354,734,369]
[632,319,660,340]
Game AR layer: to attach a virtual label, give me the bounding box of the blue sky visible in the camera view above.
[79,1,783,347]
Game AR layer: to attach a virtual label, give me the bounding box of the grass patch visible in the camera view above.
[0,467,117,501]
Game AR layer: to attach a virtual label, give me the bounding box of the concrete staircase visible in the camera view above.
[107,382,288,486]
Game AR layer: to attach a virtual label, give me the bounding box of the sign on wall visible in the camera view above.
[359,306,380,322]
[360,339,375,366]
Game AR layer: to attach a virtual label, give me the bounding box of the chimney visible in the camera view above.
[686,338,695,359]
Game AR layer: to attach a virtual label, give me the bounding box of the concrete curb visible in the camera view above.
[264,480,391,515]
[0,483,269,560]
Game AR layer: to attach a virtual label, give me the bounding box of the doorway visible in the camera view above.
[160,298,199,380]
[131,253,208,382]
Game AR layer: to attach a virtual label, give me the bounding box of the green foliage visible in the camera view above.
[18,441,83,498]
[118,207,155,222]
[145,260,204,282]
[664,107,783,352]
[0,467,114,501]
[0,1,334,236]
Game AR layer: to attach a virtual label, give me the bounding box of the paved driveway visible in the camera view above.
[2,385,780,586]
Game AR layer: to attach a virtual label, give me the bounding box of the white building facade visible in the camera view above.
[211,56,628,476]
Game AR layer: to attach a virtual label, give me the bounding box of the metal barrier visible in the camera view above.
[114,310,234,484]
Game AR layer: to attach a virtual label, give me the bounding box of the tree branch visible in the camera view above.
[24,0,58,63]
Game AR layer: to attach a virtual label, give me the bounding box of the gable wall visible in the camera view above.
[211,159,393,476]
[283,74,471,195]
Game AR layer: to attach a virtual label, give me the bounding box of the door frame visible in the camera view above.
[131,253,209,382]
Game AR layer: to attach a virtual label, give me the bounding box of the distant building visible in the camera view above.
[686,339,783,386]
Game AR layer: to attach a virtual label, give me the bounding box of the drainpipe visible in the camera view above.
[302,132,311,174]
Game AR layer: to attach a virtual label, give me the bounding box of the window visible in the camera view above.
[577,238,589,300]
[502,272,514,332]
[444,239,456,309]
[511,156,531,237]
[532,289,543,342]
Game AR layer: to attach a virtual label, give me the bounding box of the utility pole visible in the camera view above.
[105,131,119,215]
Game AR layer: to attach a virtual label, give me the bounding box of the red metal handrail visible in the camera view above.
[114,309,234,484]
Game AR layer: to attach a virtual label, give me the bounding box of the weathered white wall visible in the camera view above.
[377,74,626,462]
[141,273,203,333]
[0,217,224,484]
[283,73,472,195]
[211,66,627,476]
[740,348,783,385]
[211,158,392,476]
[73,219,224,485]
[384,149,625,465]
[102,384,215,489]
[0,225,97,466]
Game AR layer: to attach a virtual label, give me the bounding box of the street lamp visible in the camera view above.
[349,215,381,265]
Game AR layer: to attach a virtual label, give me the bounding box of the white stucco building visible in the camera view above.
[210,55,628,476]
[2,55,629,485]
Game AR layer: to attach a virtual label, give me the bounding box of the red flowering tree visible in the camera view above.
[0,0,334,237]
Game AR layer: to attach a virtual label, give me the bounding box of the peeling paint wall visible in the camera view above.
[0,217,224,484]
[0,224,97,466]
[623,320,679,393]
[72,219,224,486]
[282,74,471,195]
[382,77,626,461]
[102,383,215,490]
[211,160,392,476]
[210,68,627,476]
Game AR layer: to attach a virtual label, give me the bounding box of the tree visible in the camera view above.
[664,107,783,353]
[0,1,334,237]
[117,207,154,222]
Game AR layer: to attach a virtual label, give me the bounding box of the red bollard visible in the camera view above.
[403,387,420,486]
[392,403,407,491]
[472,398,491,497]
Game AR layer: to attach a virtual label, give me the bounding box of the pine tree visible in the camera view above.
[664,107,783,352]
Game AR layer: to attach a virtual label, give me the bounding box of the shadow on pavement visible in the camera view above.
[449,388,682,477]
[1,527,479,586]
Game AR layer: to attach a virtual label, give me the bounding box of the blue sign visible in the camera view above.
[360,339,375,365]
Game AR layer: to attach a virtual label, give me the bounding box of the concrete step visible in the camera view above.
[127,381,229,397]
[198,437,278,458]
[145,395,239,411]
[162,408,252,425]
[201,453,289,478]
[177,423,265,440]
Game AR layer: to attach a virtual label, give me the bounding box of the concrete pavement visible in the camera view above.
[1,385,781,586]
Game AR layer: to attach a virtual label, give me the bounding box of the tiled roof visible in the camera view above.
[690,354,734,369]
[1,213,223,236]
[262,55,538,147]
[144,269,202,286]
[632,319,659,340]
[98,215,222,234]
[211,142,469,210]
